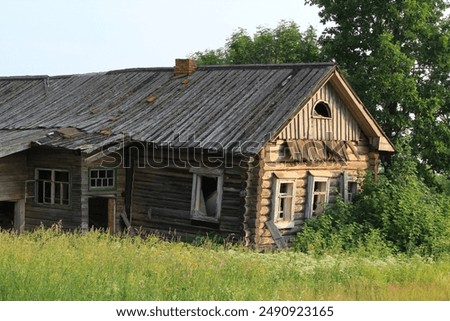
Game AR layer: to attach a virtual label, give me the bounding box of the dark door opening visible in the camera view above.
[88,197,115,232]
[0,201,15,230]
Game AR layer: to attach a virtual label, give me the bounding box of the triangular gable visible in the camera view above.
[273,69,394,152]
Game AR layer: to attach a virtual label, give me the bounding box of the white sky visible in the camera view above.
[0,0,322,76]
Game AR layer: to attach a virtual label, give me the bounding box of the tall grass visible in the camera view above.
[0,228,448,301]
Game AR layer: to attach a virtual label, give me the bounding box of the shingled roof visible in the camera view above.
[0,63,346,156]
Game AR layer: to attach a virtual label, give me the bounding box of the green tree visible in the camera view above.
[306,0,450,174]
[191,20,324,65]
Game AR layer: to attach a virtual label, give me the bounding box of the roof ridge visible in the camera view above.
[0,75,49,81]
[197,62,336,70]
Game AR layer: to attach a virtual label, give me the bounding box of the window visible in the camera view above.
[272,178,296,228]
[312,101,331,118]
[35,169,70,206]
[190,168,223,223]
[347,182,358,202]
[305,174,330,218]
[340,172,358,202]
[89,168,115,190]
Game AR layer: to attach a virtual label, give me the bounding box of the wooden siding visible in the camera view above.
[24,148,82,230]
[0,153,27,201]
[129,146,247,240]
[277,82,360,141]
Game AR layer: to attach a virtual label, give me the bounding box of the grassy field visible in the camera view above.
[0,228,448,300]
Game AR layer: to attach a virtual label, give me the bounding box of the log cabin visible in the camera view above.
[0,59,394,247]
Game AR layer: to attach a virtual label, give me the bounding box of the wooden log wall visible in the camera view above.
[24,147,82,230]
[255,134,374,247]
[129,145,248,241]
[0,152,27,201]
[242,155,262,246]
[278,82,360,141]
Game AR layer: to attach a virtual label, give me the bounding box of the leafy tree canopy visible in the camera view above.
[307,0,450,175]
[191,20,325,65]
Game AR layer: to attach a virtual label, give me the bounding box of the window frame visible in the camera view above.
[35,168,71,207]
[88,168,116,191]
[340,172,358,202]
[190,168,224,223]
[272,177,296,229]
[312,100,332,119]
[305,174,330,218]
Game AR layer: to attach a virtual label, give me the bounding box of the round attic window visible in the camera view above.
[313,101,332,118]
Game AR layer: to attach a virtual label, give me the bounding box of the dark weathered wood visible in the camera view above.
[0,153,27,201]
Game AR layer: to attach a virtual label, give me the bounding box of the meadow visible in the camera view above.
[0,228,448,301]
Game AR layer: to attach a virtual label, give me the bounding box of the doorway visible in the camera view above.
[88,197,115,232]
[0,201,15,230]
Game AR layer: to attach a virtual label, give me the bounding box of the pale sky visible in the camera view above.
[0,0,322,76]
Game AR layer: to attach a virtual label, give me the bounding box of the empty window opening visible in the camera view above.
[191,170,223,222]
[200,176,218,217]
[36,169,70,206]
[313,102,331,118]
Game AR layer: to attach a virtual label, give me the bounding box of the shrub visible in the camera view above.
[295,147,450,258]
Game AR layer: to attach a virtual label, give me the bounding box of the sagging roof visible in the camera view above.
[0,62,393,156]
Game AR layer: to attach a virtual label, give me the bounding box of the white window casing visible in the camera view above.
[272,176,296,229]
[340,171,358,202]
[305,173,330,218]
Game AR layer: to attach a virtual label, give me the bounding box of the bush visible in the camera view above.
[295,148,450,258]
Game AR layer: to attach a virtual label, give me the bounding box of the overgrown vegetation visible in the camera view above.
[295,144,450,258]
[0,227,448,301]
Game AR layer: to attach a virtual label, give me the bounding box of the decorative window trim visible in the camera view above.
[304,173,330,218]
[190,168,223,223]
[340,172,358,202]
[272,176,296,229]
[312,100,332,119]
[35,168,70,207]
[89,168,116,191]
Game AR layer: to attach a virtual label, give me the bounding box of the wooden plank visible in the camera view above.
[14,199,25,232]
[108,198,115,233]
[265,220,287,248]
[119,211,135,236]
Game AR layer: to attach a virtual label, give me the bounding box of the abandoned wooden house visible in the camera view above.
[0,59,394,247]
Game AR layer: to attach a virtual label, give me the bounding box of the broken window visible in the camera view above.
[347,182,358,202]
[313,101,331,118]
[340,172,358,202]
[35,169,70,206]
[272,178,296,228]
[305,174,330,218]
[190,168,223,222]
[89,168,116,190]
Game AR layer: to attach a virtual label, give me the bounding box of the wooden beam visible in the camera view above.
[108,198,115,234]
[265,220,287,248]
[120,211,135,236]
[14,199,25,233]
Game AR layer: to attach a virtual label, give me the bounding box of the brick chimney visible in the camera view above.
[174,58,197,76]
